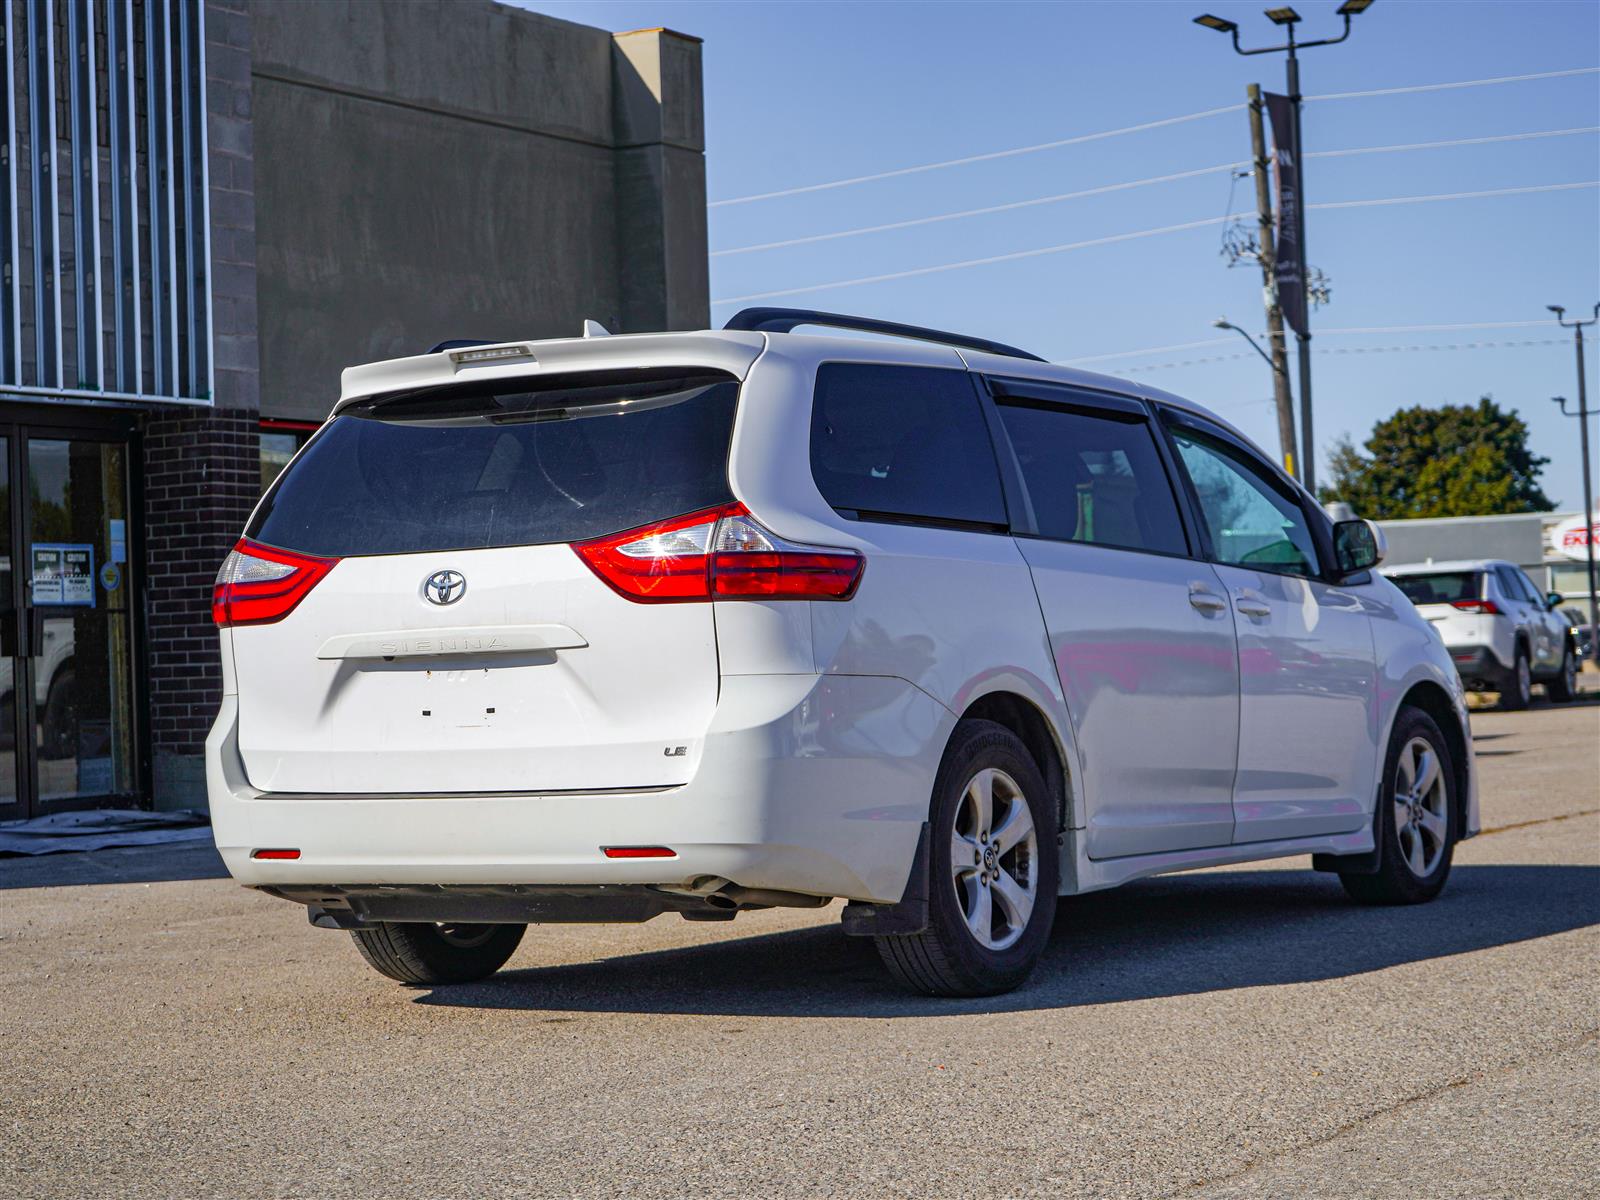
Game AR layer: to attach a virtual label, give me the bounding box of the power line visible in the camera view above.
[707,105,1243,209]
[711,128,1600,260]
[713,214,1243,306]
[1305,65,1599,103]
[1311,180,1598,210]
[711,162,1245,257]
[1308,125,1599,159]
[1119,337,1575,375]
[712,182,1599,306]
[708,66,1600,208]
[1066,320,1574,366]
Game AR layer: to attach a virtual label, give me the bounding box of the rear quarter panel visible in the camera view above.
[726,340,1083,828]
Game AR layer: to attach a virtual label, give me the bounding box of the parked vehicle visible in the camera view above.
[1383,560,1579,708]
[208,310,1479,997]
[1557,606,1595,662]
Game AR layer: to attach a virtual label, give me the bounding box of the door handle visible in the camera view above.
[1188,584,1227,613]
[1234,591,1271,618]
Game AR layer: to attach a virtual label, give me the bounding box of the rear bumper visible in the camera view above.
[1446,644,1516,692]
[207,674,953,906]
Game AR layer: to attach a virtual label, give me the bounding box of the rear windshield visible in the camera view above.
[248,369,738,557]
[1389,571,1483,606]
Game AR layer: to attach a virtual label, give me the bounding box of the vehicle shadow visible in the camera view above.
[0,842,227,891]
[413,864,1599,1018]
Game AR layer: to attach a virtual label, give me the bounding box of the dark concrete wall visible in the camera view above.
[250,1,708,423]
[144,0,263,809]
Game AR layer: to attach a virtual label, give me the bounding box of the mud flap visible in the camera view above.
[840,822,930,937]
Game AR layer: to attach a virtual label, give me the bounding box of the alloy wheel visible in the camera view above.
[950,767,1038,950]
[1392,737,1448,878]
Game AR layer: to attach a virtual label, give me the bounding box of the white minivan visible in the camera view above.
[208,309,1478,997]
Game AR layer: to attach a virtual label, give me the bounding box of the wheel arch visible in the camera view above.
[957,690,1072,836]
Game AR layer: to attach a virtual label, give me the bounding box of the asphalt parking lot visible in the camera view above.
[3,697,1596,1199]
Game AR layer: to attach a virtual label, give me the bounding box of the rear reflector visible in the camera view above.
[602,846,677,859]
[1450,599,1501,615]
[251,848,301,860]
[213,539,338,628]
[574,503,863,603]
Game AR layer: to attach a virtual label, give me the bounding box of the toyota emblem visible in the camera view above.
[424,569,467,606]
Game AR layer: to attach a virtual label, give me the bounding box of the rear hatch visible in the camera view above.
[225,367,740,795]
[1387,569,1490,642]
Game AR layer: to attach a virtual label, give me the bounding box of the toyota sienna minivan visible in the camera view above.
[209,309,1478,997]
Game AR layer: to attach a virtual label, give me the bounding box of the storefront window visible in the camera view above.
[260,424,316,495]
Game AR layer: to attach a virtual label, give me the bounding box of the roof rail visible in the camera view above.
[722,307,1046,363]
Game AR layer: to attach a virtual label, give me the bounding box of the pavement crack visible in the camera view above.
[1171,1030,1600,1197]
[1476,807,1599,837]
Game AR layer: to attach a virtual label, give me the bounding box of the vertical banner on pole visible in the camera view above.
[1264,91,1307,338]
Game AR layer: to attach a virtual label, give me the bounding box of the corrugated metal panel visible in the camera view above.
[4,0,209,405]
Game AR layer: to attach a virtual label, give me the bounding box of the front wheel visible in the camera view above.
[1340,708,1456,906]
[874,719,1058,997]
[350,922,525,984]
[1546,644,1578,704]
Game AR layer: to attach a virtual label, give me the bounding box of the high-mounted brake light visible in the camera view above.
[213,539,338,628]
[574,503,864,603]
[1450,599,1501,615]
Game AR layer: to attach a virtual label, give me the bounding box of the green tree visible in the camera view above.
[1319,396,1553,519]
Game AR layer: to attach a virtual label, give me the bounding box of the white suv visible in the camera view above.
[1383,560,1578,708]
[208,309,1478,997]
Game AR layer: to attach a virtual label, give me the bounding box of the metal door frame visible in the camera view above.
[0,404,142,820]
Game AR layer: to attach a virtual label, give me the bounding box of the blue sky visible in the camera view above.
[519,0,1600,509]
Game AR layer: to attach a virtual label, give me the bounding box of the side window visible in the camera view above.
[1514,569,1548,606]
[1493,566,1525,603]
[1169,426,1319,577]
[996,402,1188,556]
[810,364,1007,528]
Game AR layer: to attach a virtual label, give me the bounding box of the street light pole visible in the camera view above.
[1193,2,1375,495]
[1213,317,1285,377]
[1550,302,1600,664]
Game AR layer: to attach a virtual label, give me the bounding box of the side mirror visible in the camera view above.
[1546,592,1564,610]
[1332,518,1385,576]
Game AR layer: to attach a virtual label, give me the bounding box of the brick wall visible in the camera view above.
[141,0,259,808]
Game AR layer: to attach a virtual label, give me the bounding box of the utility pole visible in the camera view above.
[1246,83,1297,479]
[1550,302,1600,664]
[1194,1,1376,495]
[1284,33,1316,495]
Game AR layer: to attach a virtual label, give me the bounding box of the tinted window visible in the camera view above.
[249,371,737,557]
[1492,566,1527,603]
[1514,568,1547,605]
[1171,428,1319,576]
[1390,571,1483,605]
[810,364,1006,527]
[997,402,1187,555]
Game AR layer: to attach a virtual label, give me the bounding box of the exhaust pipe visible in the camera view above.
[712,885,829,910]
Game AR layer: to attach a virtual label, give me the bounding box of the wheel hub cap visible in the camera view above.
[1393,737,1449,879]
[951,767,1039,951]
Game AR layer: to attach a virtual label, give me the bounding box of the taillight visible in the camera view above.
[1450,599,1500,615]
[212,539,338,628]
[574,503,864,603]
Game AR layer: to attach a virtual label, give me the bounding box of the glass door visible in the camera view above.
[0,426,138,818]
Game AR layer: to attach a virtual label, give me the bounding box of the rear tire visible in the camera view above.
[350,922,525,984]
[1340,707,1456,906]
[875,719,1057,997]
[1499,646,1531,710]
[1546,644,1578,704]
